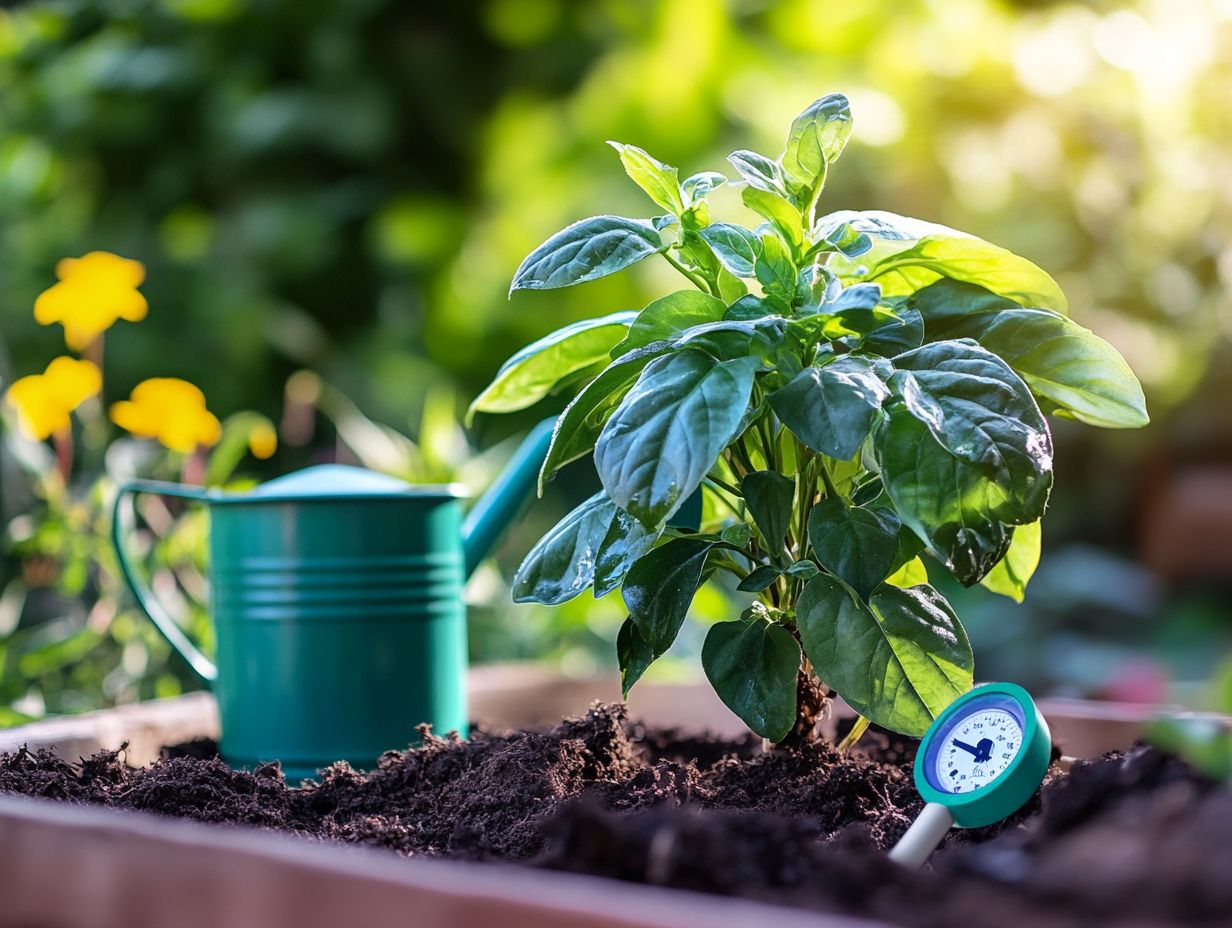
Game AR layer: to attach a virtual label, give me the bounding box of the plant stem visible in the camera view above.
[663,250,712,294]
[794,446,815,557]
[837,715,871,752]
[182,447,206,486]
[729,440,756,478]
[53,427,73,485]
[758,417,776,471]
[817,456,841,501]
[704,477,744,519]
[706,473,742,499]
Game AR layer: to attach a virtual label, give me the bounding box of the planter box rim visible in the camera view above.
[0,792,886,928]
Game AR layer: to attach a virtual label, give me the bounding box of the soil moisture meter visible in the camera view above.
[889,682,1052,868]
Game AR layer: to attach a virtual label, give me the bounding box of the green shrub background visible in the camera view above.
[1,0,1230,723]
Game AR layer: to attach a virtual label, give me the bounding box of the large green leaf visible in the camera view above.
[673,317,786,363]
[875,339,1052,584]
[909,279,1148,429]
[469,311,637,420]
[781,93,852,196]
[596,350,759,527]
[741,470,795,557]
[511,216,664,293]
[769,356,889,460]
[613,290,728,357]
[796,574,973,735]
[807,497,900,600]
[608,142,684,214]
[816,209,956,243]
[979,519,1041,603]
[539,342,673,490]
[742,187,803,249]
[702,619,801,742]
[845,234,1067,314]
[513,491,658,605]
[698,223,761,278]
[622,537,715,654]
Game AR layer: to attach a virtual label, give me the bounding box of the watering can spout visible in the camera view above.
[461,418,555,576]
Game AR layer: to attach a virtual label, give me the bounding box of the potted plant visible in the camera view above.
[9,92,1212,928]
[471,91,1149,747]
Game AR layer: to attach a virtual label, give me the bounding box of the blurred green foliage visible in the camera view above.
[2,0,1232,722]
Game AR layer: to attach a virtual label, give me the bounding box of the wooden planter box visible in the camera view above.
[0,664,1183,928]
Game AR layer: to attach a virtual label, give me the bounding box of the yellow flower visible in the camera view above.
[5,357,102,440]
[110,378,222,453]
[248,420,278,459]
[34,251,148,350]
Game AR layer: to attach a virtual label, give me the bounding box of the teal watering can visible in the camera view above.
[111,420,554,781]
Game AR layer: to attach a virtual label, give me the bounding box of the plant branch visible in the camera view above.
[817,456,841,502]
[704,476,744,518]
[663,250,712,294]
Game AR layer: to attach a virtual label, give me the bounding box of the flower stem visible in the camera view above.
[181,447,206,486]
[53,427,73,484]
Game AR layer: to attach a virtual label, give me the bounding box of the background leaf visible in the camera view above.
[702,619,801,741]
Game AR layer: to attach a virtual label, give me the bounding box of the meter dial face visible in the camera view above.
[931,706,1023,795]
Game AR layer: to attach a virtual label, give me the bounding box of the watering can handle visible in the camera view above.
[111,480,218,683]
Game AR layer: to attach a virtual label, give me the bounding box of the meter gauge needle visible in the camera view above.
[952,738,995,762]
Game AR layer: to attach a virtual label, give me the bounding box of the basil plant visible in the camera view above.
[470,93,1148,744]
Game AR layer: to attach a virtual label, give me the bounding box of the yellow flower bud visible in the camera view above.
[110,378,221,453]
[34,251,148,350]
[248,421,278,460]
[5,357,102,441]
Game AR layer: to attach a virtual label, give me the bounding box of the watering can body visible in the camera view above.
[112,421,553,782]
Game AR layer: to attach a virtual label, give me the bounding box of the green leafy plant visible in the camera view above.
[471,93,1149,744]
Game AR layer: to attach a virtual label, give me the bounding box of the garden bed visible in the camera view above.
[1,668,1228,927]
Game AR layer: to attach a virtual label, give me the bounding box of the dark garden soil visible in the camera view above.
[1,703,1227,928]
